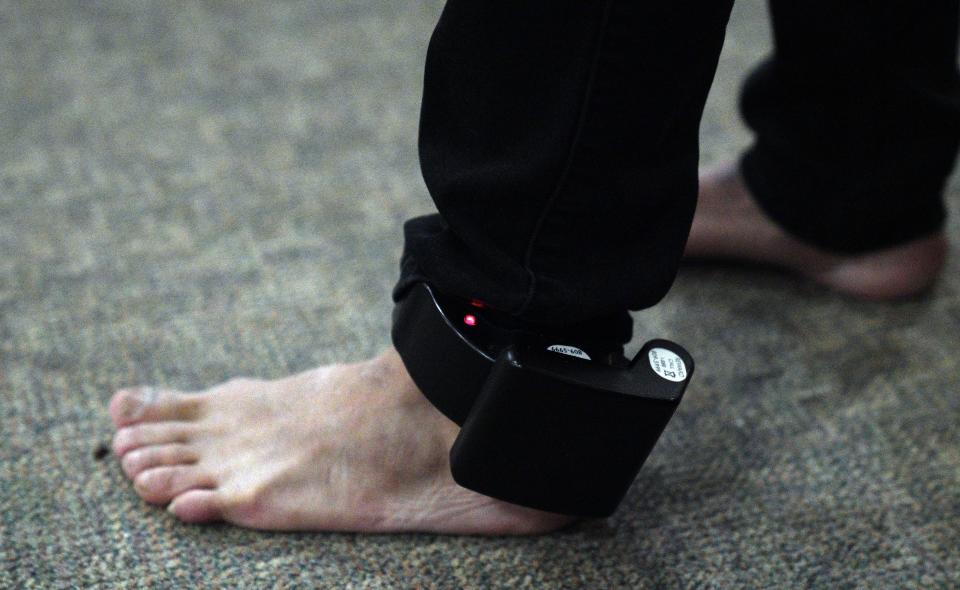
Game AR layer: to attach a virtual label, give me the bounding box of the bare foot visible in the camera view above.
[108,348,573,534]
[686,162,948,300]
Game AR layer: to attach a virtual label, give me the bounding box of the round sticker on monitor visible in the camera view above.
[648,347,687,382]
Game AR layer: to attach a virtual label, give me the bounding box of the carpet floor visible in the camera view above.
[1,1,958,588]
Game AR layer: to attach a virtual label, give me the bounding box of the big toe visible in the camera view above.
[109,386,201,428]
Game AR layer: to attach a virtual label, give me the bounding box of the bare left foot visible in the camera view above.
[108,348,573,534]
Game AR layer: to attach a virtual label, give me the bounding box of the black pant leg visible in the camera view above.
[741,0,960,254]
[394,0,734,345]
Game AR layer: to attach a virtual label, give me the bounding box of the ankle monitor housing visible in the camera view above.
[391,282,693,517]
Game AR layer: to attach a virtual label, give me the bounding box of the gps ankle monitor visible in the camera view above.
[391,282,693,517]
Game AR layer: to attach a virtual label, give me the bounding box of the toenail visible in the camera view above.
[134,470,160,493]
[121,387,157,419]
[113,427,136,454]
[122,449,142,470]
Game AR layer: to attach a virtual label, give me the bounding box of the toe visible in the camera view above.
[109,387,201,428]
[121,444,197,479]
[134,465,214,505]
[168,489,223,523]
[112,422,195,456]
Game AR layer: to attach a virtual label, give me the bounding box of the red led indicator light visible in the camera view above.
[463,314,477,327]
[469,298,486,308]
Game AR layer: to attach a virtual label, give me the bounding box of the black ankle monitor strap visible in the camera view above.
[391,282,693,517]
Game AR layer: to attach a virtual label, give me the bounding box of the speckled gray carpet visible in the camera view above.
[2,1,958,588]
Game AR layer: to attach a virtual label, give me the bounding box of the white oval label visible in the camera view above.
[547,344,591,361]
[648,347,687,382]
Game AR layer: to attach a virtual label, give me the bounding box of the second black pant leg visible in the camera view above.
[395,0,733,342]
[740,0,960,254]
